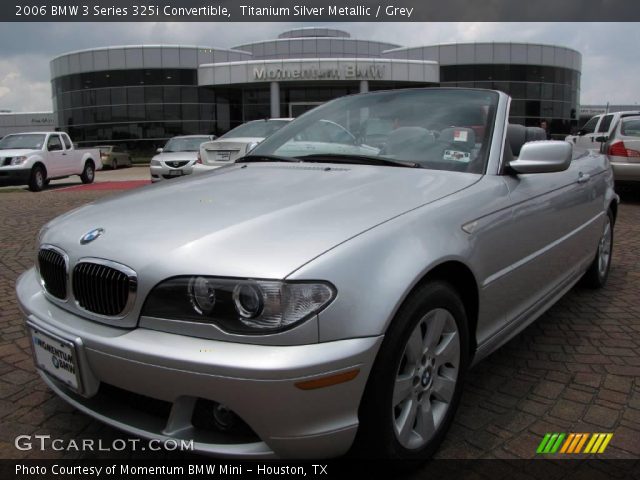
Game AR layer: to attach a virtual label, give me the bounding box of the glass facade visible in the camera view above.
[50,35,582,153]
[52,68,219,153]
[440,64,580,135]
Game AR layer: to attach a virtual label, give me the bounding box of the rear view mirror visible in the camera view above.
[508,141,572,174]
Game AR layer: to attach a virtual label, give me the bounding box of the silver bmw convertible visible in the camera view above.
[17,88,617,460]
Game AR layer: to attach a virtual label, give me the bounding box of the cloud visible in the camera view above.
[0,55,52,112]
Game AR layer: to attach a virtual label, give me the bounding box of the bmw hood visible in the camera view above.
[41,163,480,279]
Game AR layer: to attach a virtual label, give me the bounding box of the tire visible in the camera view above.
[80,161,95,184]
[352,281,469,460]
[28,165,46,192]
[112,159,118,170]
[582,209,614,288]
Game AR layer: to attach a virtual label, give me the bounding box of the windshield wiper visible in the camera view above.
[295,154,421,168]
[237,154,302,163]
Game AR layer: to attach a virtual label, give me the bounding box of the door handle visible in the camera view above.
[577,172,591,184]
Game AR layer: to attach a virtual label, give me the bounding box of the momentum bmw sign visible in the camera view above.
[253,64,386,80]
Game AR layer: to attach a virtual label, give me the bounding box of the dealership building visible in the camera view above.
[49,27,582,152]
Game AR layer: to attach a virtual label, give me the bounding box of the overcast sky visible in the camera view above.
[0,22,638,112]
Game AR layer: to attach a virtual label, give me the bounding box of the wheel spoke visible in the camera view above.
[435,332,460,366]
[431,374,456,403]
[423,310,446,354]
[396,398,418,445]
[405,326,423,363]
[415,398,436,442]
[393,373,414,407]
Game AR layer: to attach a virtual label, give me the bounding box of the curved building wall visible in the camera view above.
[49,36,583,153]
[383,43,582,132]
[50,46,252,151]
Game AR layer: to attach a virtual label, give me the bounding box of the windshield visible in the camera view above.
[163,137,210,152]
[252,89,498,174]
[221,120,290,139]
[0,134,46,150]
[621,119,640,137]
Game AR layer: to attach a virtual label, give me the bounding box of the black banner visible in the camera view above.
[3,0,640,22]
[2,459,640,480]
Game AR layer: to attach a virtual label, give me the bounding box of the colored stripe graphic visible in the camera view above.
[584,433,614,454]
[538,433,613,454]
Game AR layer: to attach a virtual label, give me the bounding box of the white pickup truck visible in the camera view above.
[566,110,640,150]
[0,132,101,191]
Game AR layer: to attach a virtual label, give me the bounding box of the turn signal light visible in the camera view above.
[295,369,360,390]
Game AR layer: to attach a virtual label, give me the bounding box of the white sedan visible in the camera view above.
[194,119,292,174]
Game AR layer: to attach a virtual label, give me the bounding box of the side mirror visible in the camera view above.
[156,148,163,153]
[595,136,608,143]
[508,141,572,174]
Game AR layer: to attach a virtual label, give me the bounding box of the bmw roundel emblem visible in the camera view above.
[80,228,104,245]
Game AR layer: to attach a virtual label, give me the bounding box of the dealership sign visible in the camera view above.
[254,64,385,81]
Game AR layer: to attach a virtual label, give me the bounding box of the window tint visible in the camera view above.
[596,114,614,133]
[47,135,63,151]
[581,116,599,134]
[621,119,640,137]
[61,134,72,149]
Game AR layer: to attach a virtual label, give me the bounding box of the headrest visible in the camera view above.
[507,124,548,156]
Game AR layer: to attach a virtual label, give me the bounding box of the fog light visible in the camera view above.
[213,404,236,431]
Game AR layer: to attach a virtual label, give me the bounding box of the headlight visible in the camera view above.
[150,158,161,166]
[142,276,335,334]
[10,156,28,165]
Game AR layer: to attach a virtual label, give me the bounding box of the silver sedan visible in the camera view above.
[604,115,640,184]
[150,135,215,182]
[17,88,617,460]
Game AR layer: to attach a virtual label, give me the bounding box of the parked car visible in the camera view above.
[96,145,132,170]
[194,119,291,174]
[150,135,215,182]
[17,88,617,460]
[0,132,101,191]
[566,110,640,150]
[601,115,640,186]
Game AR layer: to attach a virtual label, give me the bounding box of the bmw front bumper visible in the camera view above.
[16,268,381,458]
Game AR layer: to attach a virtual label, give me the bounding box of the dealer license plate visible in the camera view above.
[214,151,231,161]
[30,328,81,391]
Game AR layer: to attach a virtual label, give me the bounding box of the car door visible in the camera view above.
[45,134,66,177]
[59,133,76,174]
[574,116,601,150]
[496,147,599,328]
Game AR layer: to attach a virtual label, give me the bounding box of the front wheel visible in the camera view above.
[583,210,614,288]
[28,165,46,192]
[80,161,95,184]
[352,281,469,460]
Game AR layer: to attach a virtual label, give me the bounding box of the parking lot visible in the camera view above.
[0,169,639,460]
